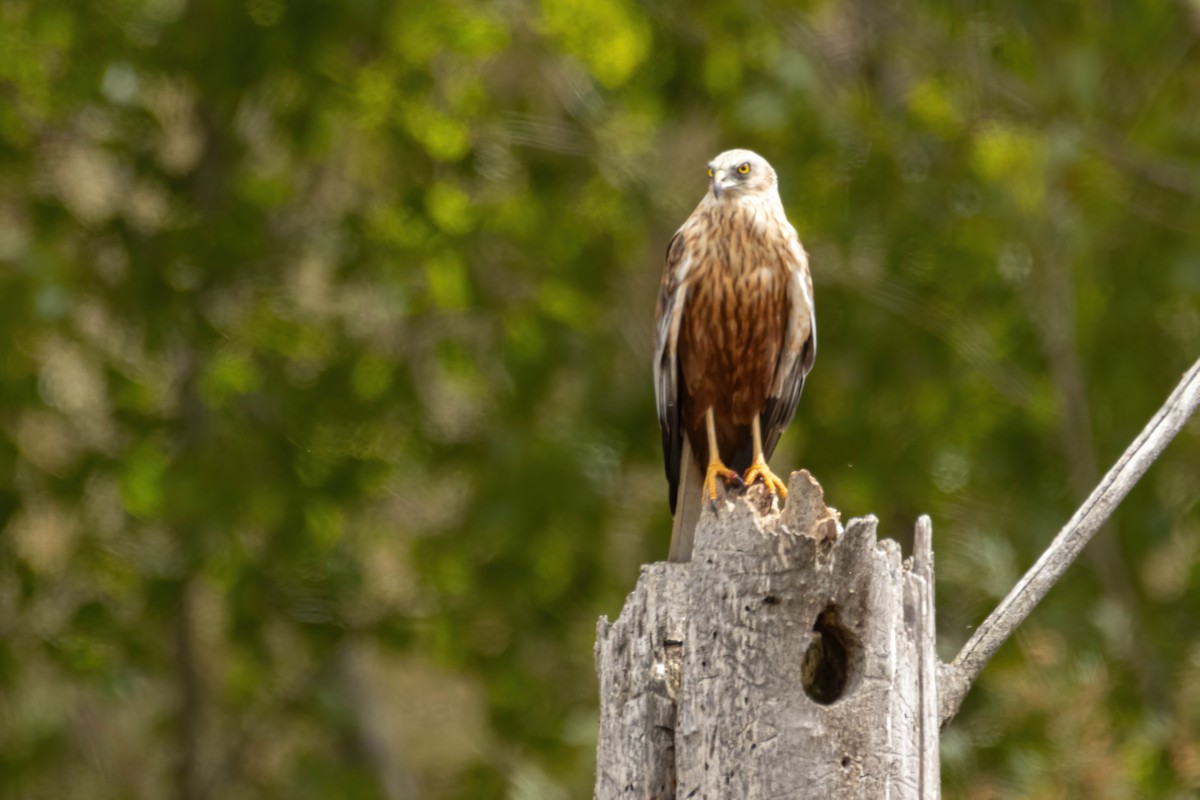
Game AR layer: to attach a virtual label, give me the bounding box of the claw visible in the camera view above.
[744,460,788,498]
[703,460,743,505]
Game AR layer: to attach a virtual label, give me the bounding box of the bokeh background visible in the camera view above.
[2,1,1200,797]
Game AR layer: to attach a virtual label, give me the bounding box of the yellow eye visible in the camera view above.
[738,163,751,175]
[707,167,714,178]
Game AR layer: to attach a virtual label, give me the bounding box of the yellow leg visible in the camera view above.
[702,407,743,505]
[743,416,788,498]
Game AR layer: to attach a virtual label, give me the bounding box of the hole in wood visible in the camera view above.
[801,605,854,704]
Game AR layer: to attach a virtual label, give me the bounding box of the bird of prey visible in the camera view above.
[653,149,816,562]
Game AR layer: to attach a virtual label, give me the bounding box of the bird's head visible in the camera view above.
[706,149,777,202]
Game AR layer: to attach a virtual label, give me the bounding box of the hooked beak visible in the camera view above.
[711,169,727,199]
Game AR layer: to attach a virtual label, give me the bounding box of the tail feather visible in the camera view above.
[667,438,705,562]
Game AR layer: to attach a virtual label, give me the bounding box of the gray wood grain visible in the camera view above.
[596,471,939,799]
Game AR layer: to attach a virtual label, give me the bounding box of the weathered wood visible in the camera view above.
[594,563,687,798]
[595,471,939,799]
[913,516,939,799]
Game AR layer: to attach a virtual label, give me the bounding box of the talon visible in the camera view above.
[744,460,788,499]
[703,460,743,505]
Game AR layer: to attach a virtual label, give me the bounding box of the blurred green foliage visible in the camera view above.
[1,0,1199,797]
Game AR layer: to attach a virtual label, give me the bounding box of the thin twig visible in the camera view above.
[939,358,1200,726]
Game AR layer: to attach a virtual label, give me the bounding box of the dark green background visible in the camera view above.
[2,1,1199,797]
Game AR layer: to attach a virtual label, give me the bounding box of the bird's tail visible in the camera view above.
[668,438,705,562]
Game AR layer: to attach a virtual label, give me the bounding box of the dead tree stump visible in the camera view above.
[594,470,939,799]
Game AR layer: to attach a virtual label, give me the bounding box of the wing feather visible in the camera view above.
[762,237,816,460]
[654,231,693,513]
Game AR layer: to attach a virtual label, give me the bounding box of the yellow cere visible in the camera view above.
[707,167,714,177]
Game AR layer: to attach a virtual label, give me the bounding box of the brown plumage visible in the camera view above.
[653,149,816,561]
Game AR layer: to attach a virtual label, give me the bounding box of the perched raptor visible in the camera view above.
[653,149,816,562]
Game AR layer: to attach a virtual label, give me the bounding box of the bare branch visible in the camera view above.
[940,358,1200,726]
